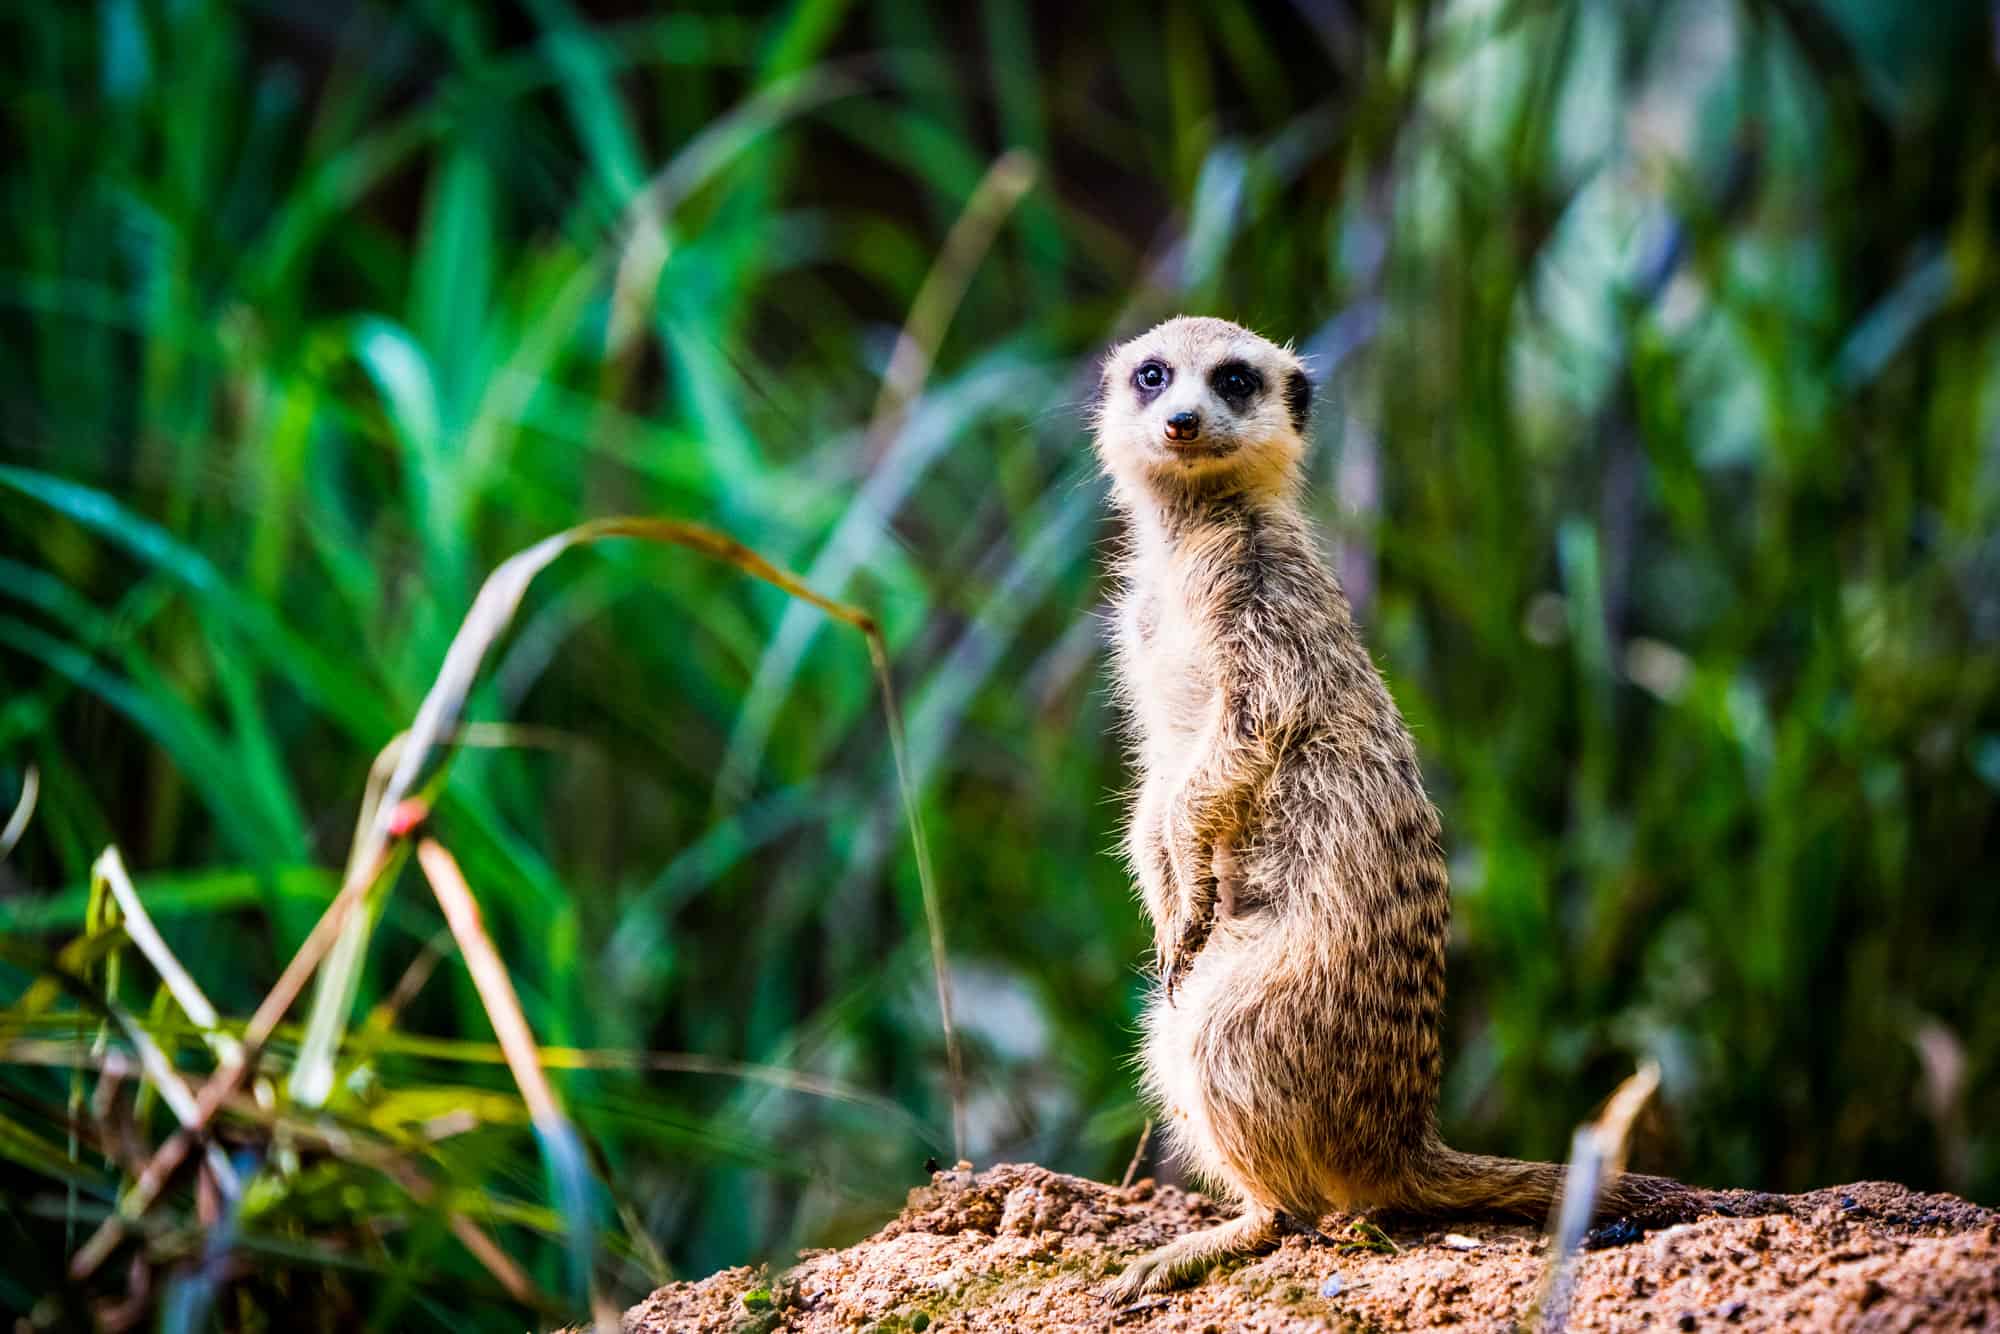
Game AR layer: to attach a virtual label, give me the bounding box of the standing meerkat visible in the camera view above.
[1092,316,1721,1299]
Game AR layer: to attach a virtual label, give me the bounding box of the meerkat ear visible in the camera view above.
[1284,368,1313,434]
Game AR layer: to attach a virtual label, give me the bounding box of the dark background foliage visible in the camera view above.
[3,0,1997,1326]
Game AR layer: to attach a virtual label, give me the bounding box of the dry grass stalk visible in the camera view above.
[1531,1061,1663,1333]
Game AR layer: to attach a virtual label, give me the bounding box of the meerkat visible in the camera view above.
[1091,316,1723,1299]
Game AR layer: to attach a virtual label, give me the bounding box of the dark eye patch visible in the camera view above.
[1209,360,1263,406]
[1132,360,1172,400]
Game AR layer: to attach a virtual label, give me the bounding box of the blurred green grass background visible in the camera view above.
[3,0,1998,1326]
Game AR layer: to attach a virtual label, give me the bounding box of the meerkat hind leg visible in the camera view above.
[1104,1205,1281,1302]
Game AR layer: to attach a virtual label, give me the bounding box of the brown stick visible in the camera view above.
[1121,1118,1155,1189]
[413,839,566,1133]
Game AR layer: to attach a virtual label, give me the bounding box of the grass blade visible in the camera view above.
[0,466,393,740]
[68,830,406,1279]
[284,516,962,1149]
[0,764,37,860]
[868,149,1039,443]
[414,837,595,1304]
[90,848,241,1066]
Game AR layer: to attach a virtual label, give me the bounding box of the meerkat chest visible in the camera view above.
[1118,569,1223,772]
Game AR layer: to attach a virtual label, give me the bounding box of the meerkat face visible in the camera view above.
[1091,316,1313,500]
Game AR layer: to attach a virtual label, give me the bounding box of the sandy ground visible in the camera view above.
[618,1162,1998,1333]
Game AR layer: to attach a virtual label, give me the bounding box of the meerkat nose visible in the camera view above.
[1165,410,1201,442]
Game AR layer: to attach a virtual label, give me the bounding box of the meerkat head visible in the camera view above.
[1090,316,1313,506]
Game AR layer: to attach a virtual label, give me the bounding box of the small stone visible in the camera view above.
[1320,1273,1345,1298]
[1677,1312,1698,1331]
[1441,1233,1481,1251]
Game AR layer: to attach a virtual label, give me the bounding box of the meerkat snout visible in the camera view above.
[1092,315,1313,498]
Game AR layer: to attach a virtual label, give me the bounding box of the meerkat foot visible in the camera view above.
[1103,1206,1280,1302]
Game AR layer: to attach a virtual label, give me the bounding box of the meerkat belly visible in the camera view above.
[1120,588,1220,777]
[1143,930,1386,1217]
[1141,930,1368,1214]
[1141,936,1250,1193]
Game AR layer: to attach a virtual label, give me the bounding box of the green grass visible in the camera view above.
[3,0,1998,1327]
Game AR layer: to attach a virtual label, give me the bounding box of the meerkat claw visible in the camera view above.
[1102,1210,1282,1303]
[1161,941,1199,1002]
[1102,1254,1169,1303]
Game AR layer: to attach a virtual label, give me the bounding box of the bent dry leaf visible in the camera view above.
[86,849,248,1201]
[91,848,243,1068]
[27,513,961,1303]
[35,512,964,1304]
[285,515,963,1154]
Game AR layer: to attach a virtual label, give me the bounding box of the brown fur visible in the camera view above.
[1092,317,1725,1300]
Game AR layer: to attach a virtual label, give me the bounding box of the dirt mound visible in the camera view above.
[618,1163,1998,1332]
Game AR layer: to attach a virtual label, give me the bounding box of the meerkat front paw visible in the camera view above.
[1159,922,1207,1002]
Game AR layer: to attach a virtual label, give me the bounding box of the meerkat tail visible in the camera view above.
[1398,1142,1708,1223]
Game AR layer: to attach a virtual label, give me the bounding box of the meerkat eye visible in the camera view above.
[1210,361,1261,403]
[1133,361,1171,394]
